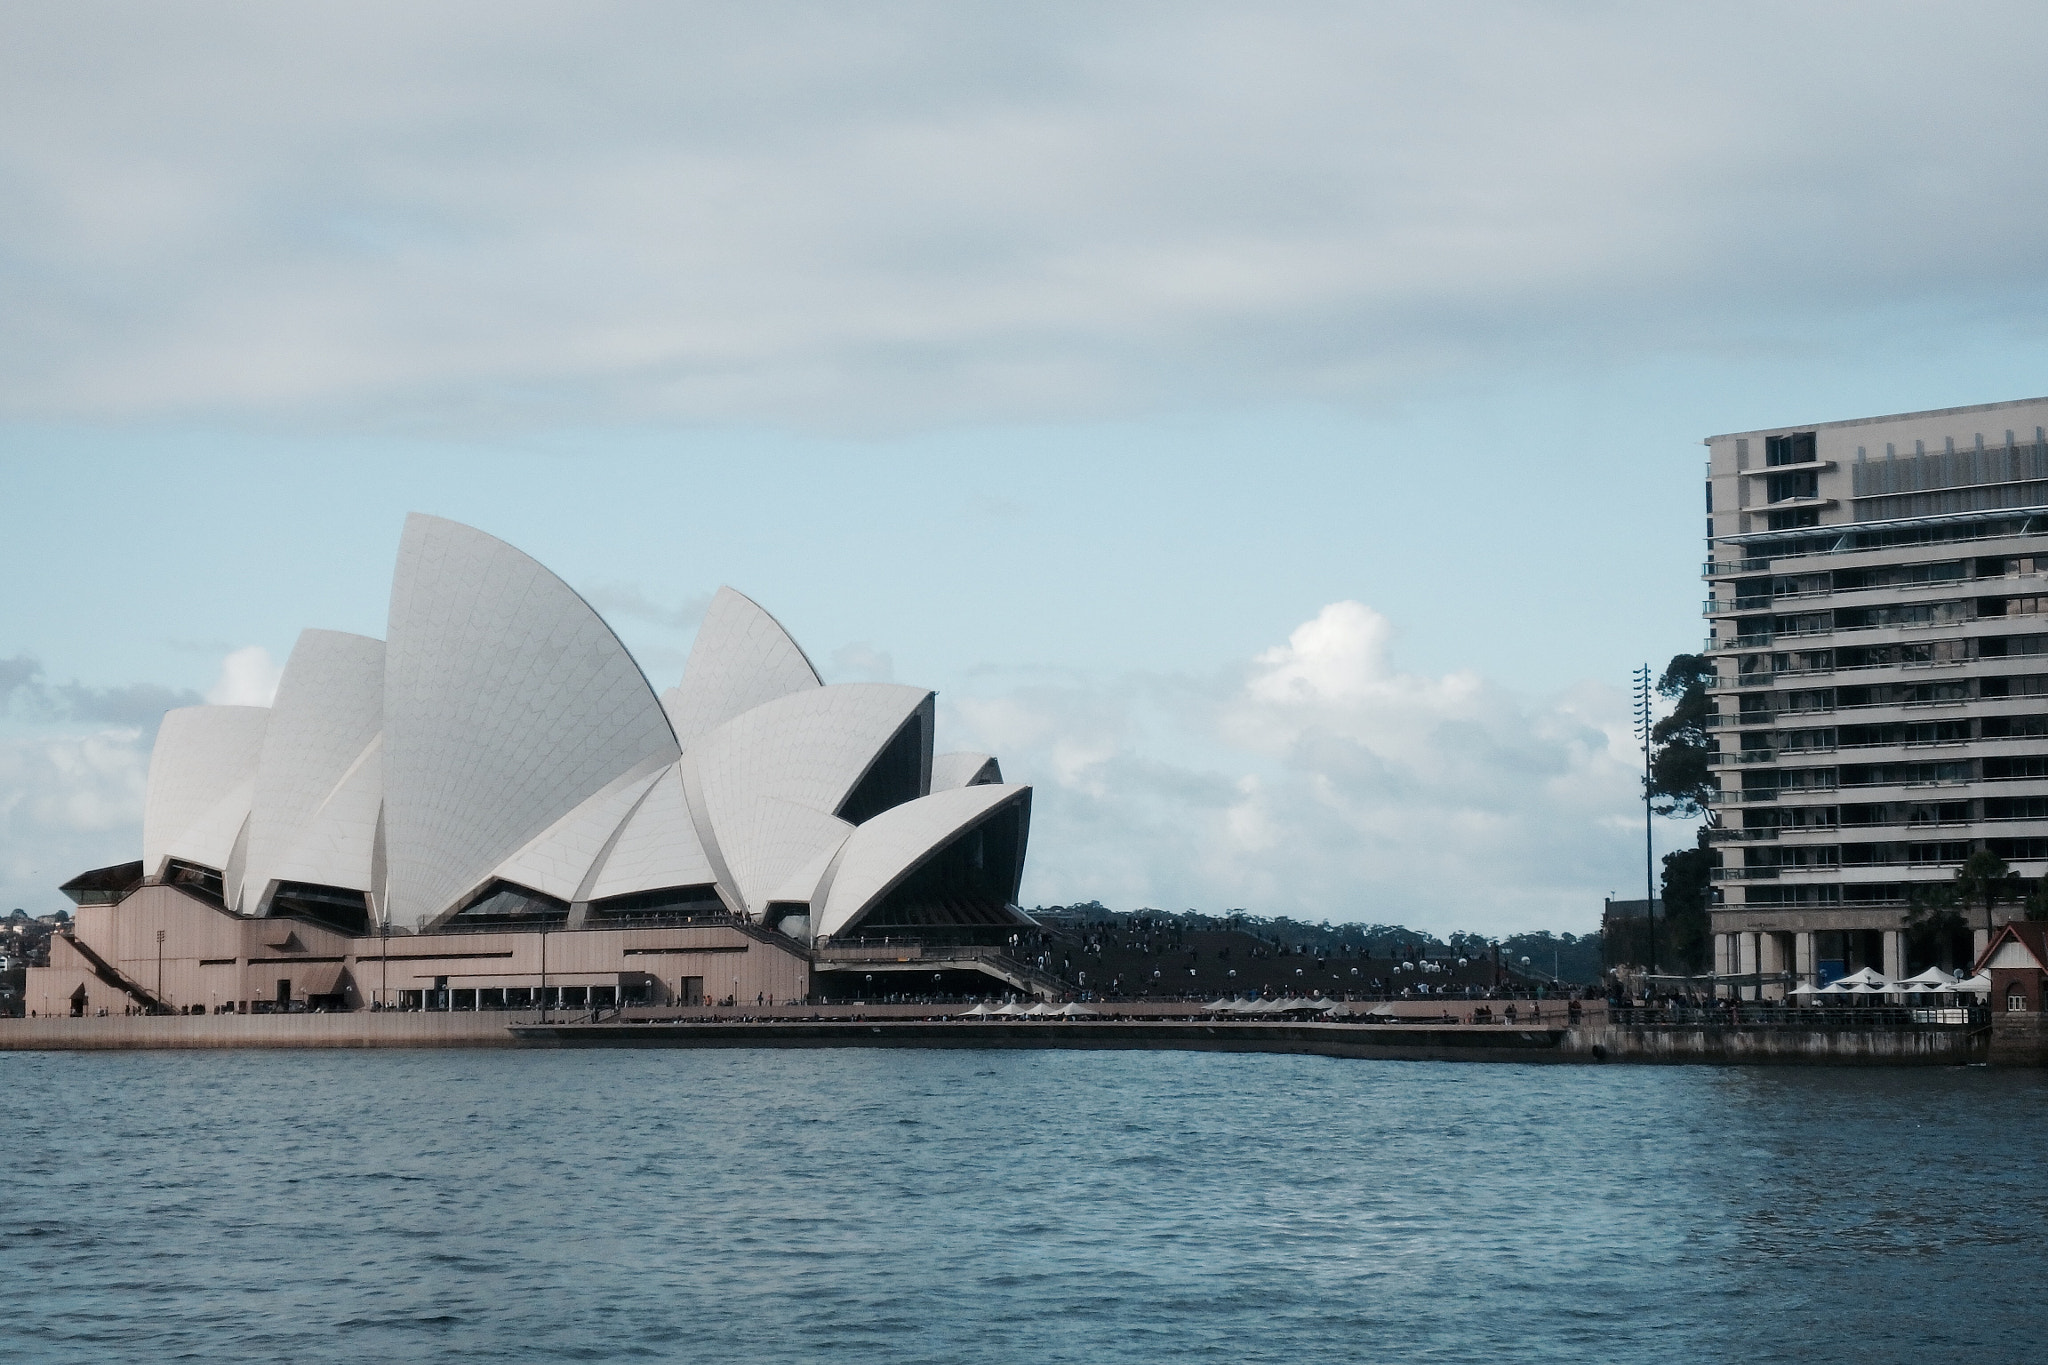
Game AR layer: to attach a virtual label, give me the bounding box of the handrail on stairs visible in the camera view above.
[59,929,171,1012]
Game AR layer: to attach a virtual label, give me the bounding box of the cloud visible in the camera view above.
[205,646,283,706]
[0,653,216,906]
[580,583,716,633]
[0,654,202,730]
[4,3,2048,430]
[829,643,895,683]
[948,601,1678,935]
[0,727,151,912]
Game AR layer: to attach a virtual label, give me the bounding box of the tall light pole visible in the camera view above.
[1634,665,1659,977]
[155,928,166,1013]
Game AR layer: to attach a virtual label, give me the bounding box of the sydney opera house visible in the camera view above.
[29,515,1037,1017]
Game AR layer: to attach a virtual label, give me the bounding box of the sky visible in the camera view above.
[7,2,2048,933]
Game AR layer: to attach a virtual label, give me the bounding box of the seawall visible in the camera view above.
[0,1012,531,1049]
[512,1018,1579,1062]
[1563,1024,1988,1066]
[0,1013,2003,1065]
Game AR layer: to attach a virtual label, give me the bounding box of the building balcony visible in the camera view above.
[1713,516,2048,571]
[1740,459,1835,478]
[1705,559,1774,578]
[1742,496,1837,521]
[1708,655,1989,688]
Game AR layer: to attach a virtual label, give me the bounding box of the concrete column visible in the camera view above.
[1738,932,1760,1001]
[1794,932,1815,984]
[1712,933,1732,998]
[1759,933,1788,1001]
[1883,930,1905,983]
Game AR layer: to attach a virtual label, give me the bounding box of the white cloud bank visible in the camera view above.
[204,646,283,707]
[3,3,2048,430]
[0,647,259,910]
[953,601,1672,936]
[0,729,151,914]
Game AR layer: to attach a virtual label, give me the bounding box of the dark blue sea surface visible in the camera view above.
[2,1049,2044,1363]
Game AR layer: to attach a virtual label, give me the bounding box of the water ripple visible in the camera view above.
[1,1050,2043,1363]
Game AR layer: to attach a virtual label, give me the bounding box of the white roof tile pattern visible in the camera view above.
[680,683,932,917]
[239,629,385,910]
[382,514,682,925]
[582,760,719,901]
[143,705,270,877]
[121,514,1033,943]
[255,735,385,915]
[483,756,670,903]
[930,752,1002,791]
[812,784,1030,940]
[765,837,849,907]
[660,587,821,744]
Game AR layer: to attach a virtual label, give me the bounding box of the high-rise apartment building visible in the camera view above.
[1704,396,2048,995]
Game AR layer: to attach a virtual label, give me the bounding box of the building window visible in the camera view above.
[1766,432,1818,466]
[1766,470,1819,503]
[2006,988,2029,1013]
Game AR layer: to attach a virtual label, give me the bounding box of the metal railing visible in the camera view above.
[1706,520,2048,573]
[1712,698,1979,721]
[1609,1004,1985,1029]
[1711,658,1980,687]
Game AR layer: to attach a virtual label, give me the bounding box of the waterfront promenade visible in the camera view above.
[0,999,2006,1063]
[0,998,1563,1050]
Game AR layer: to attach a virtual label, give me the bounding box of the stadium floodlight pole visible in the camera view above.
[1633,664,1659,978]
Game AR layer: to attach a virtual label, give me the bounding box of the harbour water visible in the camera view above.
[3,1049,2044,1363]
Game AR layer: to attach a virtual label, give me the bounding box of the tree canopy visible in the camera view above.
[1648,654,1716,818]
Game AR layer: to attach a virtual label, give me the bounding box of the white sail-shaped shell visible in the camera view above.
[383,514,681,925]
[143,705,270,878]
[680,684,931,917]
[581,761,719,902]
[239,629,385,910]
[660,587,821,744]
[930,752,1002,791]
[812,784,1032,940]
[483,757,671,902]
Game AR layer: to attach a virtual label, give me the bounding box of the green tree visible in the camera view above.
[1904,881,1969,971]
[1955,849,2020,939]
[2024,879,2048,922]
[1659,832,1713,973]
[1648,654,1717,817]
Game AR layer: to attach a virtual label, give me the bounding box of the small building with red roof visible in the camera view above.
[1975,923,2048,1064]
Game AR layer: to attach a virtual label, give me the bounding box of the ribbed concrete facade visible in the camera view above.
[1704,395,2048,995]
